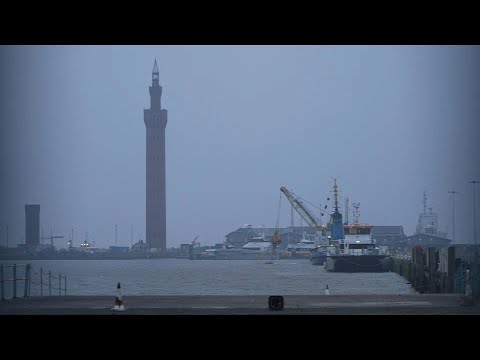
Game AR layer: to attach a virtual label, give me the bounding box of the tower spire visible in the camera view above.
[152,59,159,83]
[332,178,339,212]
[149,58,162,111]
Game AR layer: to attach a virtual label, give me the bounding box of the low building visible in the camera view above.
[109,246,130,253]
[371,226,406,247]
[225,225,316,250]
[404,233,452,249]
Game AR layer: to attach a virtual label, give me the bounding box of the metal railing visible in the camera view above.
[1,263,67,301]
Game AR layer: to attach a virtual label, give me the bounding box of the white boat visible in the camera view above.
[281,232,316,259]
[193,248,217,260]
[214,234,277,260]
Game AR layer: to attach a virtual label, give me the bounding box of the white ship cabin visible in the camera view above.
[242,241,272,252]
[299,233,316,244]
[285,242,316,257]
[199,248,217,258]
[283,233,316,257]
[248,234,268,242]
[76,240,106,253]
[340,225,377,255]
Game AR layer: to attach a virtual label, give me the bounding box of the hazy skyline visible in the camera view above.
[1,45,479,248]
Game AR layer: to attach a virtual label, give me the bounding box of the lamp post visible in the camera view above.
[468,181,479,246]
[448,191,458,244]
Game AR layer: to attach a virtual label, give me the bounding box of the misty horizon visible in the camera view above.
[1,45,479,249]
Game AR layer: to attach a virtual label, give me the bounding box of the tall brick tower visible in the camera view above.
[144,59,167,252]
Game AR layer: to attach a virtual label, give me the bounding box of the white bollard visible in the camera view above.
[464,270,473,306]
[112,282,126,311]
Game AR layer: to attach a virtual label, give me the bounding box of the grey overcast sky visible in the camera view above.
[1,45,479,248]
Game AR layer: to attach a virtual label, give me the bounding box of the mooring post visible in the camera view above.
[27,264,31,297]
[447,246,456,293]
[13,264,17,299]
[0,264,4,301]
[427,248,437,293]
[24,264,30,297]
[464,269,474,306]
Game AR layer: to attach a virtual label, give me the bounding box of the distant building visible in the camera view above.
[225,225,258,248]
[25,204,40,247]
[109,246,130,253]
[371,226,406,247]
[225,224,315,249]
[371,225,451,250]
[404,233,451,249]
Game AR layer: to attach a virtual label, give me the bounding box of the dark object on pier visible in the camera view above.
[268,296,284,311]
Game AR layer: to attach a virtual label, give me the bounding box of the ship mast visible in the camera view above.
[329,178,344,241]
[423,191,427,214]
[353,203,360,225]
[332,178,339,212]
[344,197,349,225]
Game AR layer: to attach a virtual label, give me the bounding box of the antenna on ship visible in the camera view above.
[331,177,340,213]
[353,203,360,225]
[423,191,427,214]
[131,225,134,246]
[68,228,73,248]
[344,197,349,225]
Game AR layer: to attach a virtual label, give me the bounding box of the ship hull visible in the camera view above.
[214,250,277,260]
[279,253,312,260]
[326,255,389,272]
[310,253,327,265]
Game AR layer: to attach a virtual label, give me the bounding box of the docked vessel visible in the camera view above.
[191,248,217,260]
[310,244,336,265]
[325,224,389,272]
[214,235,278,260]
[322,179,389,272]
[281,233,316,259]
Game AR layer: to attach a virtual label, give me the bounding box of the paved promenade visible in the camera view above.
[1,294,479,314]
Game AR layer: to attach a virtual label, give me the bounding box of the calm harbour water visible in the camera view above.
[1,259,415,297]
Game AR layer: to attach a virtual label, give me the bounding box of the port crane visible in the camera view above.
[280,186,327,242]
[188,235,200,260]
[191,235,200,247]
[41,232,64,247]
[280,187,325,231]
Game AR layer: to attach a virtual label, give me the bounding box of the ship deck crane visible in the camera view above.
[41,235,64,246]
